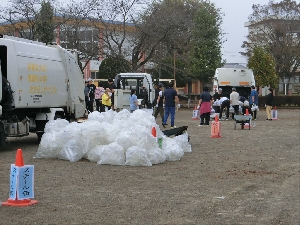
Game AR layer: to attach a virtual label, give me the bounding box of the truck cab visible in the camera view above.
[113,73,155,111]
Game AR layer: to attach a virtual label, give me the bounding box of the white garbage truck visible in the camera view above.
[213,67,255,98]
[113,73,155,111]
[0,35,86,147]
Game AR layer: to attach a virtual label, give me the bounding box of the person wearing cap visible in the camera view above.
[198,86,212,126]
[87,78,96,113]
[163,82,179,128]
[153,83,165,123]
[108,78,116,110]
[265,88,273,120]
[249,85,258,120]
[212,88,222,113]
[230,87,239,119]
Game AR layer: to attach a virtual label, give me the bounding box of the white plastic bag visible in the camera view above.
[162,137,184,161]
[147,147,166,164]
[213,100,220,106]
[125,146,152,166]
[98,143,125,165]
[174,132,192,153]
[229,105,234,113]
[58,139,83,162]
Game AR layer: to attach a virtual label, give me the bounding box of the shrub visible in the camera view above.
[258,96,300,107]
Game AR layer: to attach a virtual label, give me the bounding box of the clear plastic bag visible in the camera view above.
[125,146,152,166]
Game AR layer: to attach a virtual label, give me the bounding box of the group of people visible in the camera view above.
[84,78,116,113]
[198,85,274,126]
[129,82,179,128]
[152,82,179,128]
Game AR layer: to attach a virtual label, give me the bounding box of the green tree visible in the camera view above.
[242,0,300,81]
[247,46,278,89]
[188,2,225,83]
[152,56,187,87]
[35,0,54,44]
[98,55,131,80]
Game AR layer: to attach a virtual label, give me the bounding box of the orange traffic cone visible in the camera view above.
[245,108,249,116]
[151,126,157,137]
[214,114,219,122]
[211,115,221,138]
[2,149,38,207]
[15,148,24,167]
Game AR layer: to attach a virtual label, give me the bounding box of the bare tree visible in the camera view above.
[57,0,100,71]
[242,0,300,81]
[90,0,200,72]
[0,0,48,40]
[132,0,199,72]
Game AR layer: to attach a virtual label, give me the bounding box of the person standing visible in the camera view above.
[87,78,96,113]
[102,88,112,111]
[230,87,239,119]
[84,81,89,111]
[212,88,222,114]
[198,86,212,126]
[129,89,139,113]
[219,96,230,120]
[94,82,105,112]
[140,86,148,108]
[108,78,116,110]
[265,88,273,121]
[153,83,165,124]
[163,82,179,128]
[249,85,258,120]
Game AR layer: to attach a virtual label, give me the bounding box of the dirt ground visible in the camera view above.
[0,109,299,225]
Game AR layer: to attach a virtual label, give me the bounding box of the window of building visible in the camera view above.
[90,71,99,79]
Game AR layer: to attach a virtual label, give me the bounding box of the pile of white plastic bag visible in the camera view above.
[35,109,192,166]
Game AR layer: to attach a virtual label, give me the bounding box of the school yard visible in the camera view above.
[0,109,299,225]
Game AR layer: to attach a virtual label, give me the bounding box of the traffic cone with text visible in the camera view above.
[2,149,38,207]
[211,114,221,138]
[271,106,278,120]
[244,108,252,128]
[192,105,199,120]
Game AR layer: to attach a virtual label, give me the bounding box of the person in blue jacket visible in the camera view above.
[129,89,139,113]
[249,85,258,120]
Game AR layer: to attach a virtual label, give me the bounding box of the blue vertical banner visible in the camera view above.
[9,165,19,200]
[17,165,35,200]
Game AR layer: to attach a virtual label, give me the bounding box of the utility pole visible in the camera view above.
[173,49,176,88]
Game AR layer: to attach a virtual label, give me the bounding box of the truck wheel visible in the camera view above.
[37,132,44,143]
[0,132,7,149]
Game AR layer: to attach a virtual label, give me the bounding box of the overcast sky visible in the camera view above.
[211,0,273,64]
[1,0,292,65]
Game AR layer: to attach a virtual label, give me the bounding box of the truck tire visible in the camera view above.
[0,132,6,148]
[37,132,43,143]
